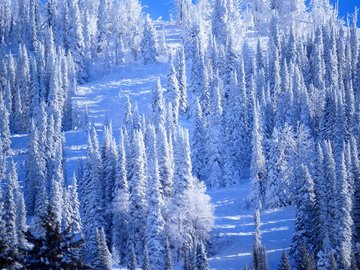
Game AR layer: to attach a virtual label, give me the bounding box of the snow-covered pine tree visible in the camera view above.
[49,145,64,225]
[177,46,188,114]
[172,127,195,258]
[0,92,10,155]
[141,14,158,64]
[167,53,180,116]
[128,129,147,258]
[278,251,291,270]
[97,0,109,54]
[191,99,207,182]
[157,123,174,200]
[335,149,353,269]
[11,160,27,250]
[25,120,46,216]
[127,242,137,270]
[95,227,112,270]
[142,244,150,270]
[165,237,173,270]
[206,80,224,188]
[253,210,268,270]
[0,187,17,268]
[196,241,209,270]
[146,159,165,269]
[69,174,82,234]
[265,125,294,208]
[102,124,118,246]
[291,165,316,268]
[250,98,266,208]
[152,79,166,128]
[23,205,88,270]
[112,129,129,264]
[2,160,18,252]
[81,129,105,267]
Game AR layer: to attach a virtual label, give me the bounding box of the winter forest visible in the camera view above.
[0,0,359,269]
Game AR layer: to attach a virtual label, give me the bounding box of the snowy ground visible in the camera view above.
[11,21,295,269]
[208,182,295,269]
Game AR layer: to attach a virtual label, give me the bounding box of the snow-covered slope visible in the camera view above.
[11,21,295,269]
[208,181,295,269]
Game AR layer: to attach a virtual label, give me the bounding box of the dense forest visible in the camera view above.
[0,0,359,269]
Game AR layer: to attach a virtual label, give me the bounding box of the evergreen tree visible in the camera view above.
[167,53,180,115]
[191,99,207,182]
[156,123,174,200]
[81,129,105,267]
[128,129,147,258]
[127,242,137,270]
[278,251,291,270]
[22,206,89,270]
[0,92,10,154]
[0,187,18,269]
[95,227,112,270]
[2,161,18,253]
[141,14,158,64]
[291,165,316,267]
[335,150,353,269]
[250,98,266,208]
[97,0,109,54]
[253,210,268,270]
[146,159,165,269]
[152,79,166,128]
[112,129,130,264]
[206,82,224,188]
[196,241,209,270]
[142,244,150,270]
[177,46,188,114]
[165,238,173,270]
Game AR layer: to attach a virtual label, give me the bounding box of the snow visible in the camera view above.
[208,181,295,269]
[10,21,296,269]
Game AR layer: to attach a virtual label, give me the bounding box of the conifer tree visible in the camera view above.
[157,123,174,200]
[252,210,268,270]
[278,251,291,270]
[95,227,112,270]
[0,92,10,154]
[250,98,266,208]
[2,160,18,252]
[112,129,130,264]
[141,14,158,64]
[165,238,173,270]
[152,79,166,128]
[291,165,316,266]
[142,244,150,270]
[167,53,180,115]
[0,188,18,269]
[191,99,207,182]
[206,82,224,188]
[22,206,89,270]
[196,241,209,270]
[177,46,188,114]
[128,129,147,258]
[146,159,165,269]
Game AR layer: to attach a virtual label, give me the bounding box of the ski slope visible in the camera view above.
[10,21,296,269]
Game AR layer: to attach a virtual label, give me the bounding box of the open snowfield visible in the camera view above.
[10,21,295,269]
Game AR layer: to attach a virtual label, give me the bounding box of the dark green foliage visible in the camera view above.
[278,251,291,270]
[21,206,90,270]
